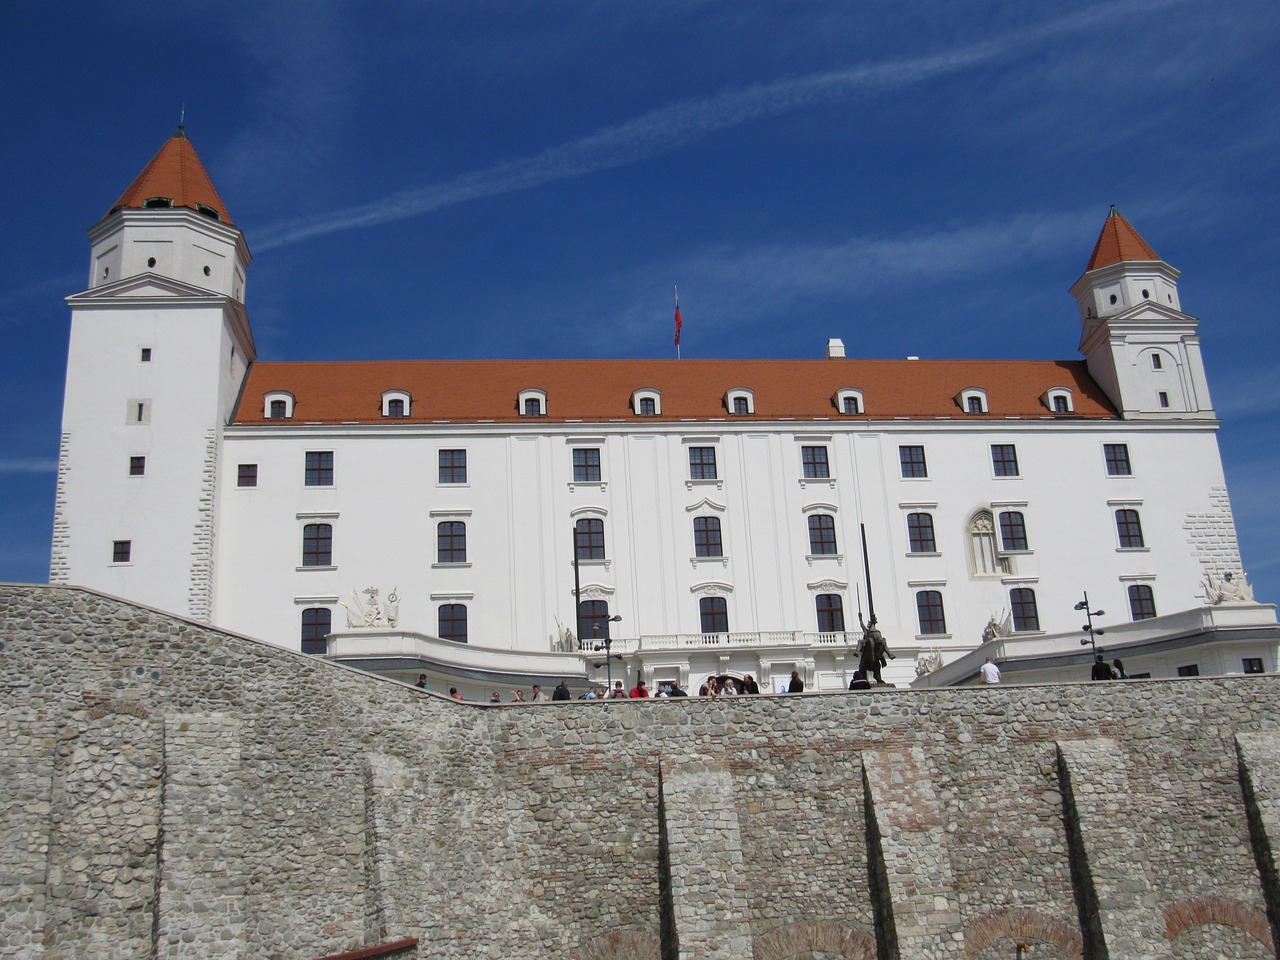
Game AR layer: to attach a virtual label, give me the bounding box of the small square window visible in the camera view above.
[732,396,750,415]
[129,456,146,476]
[1243,658,1265,674]
[1176,664,1200,677]
[305,451,334,486]
[842,396,861,415]
[573,447,602,483]
[638,397,657,416]
[991,444,1019,477]
[237,464,258,488]
[269,399,288,419]
[966,396,984,414]
[1104,444,1132,476]
[140,348,152,362]
[801,446,830,479]
[689,447,717,480]
[523,397,545,417]
[112,540,132,563]
[386,398,406,418]
[899,445,927,479]
[439,449,467,484]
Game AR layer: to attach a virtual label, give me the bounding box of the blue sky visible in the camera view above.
[2,0,1278,607]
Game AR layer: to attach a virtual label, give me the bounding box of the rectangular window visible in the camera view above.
[112,540,132,563]
[915,590,947,635]
[638,397,657,416]
[1104,443,1132,476]
[807,514,838,555]
[1158,391,1170,408]
[438,449,467,484]
[302,523,332,567]
[1176,664,1200,677]
[129,456,146,476]
[140,347,152,362]
[991,444,1020,477]
[301,608,331,655]
[1115,509,1145,549]
[801,446,830,479]
[269,399,288,419]
[693,516,723,558]
[1127,584,1157,620]
[689,446,717,480]
[699,597,728,634]
[1243,658,1265,674]
[1152,353,1163,370]
[305,451,334,486]
[998,511,1028,551]
[437,521,467,564]
[237,464,258,488]
[816,594,845,633]
[843,396,860,415]
[1010,588,1040,632]
[573,447,602,482]
[439,604,468,643]
[907,512,935,553]
[899,445,927,478]
[574,518,606,560]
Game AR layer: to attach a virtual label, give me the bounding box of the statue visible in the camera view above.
[340,586,401,628]
[915,648,943,677]
[981,610,1012,644]
[857,613,894,684]
[1203,571,1255,605]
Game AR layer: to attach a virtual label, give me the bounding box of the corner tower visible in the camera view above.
[51,128,255,622]
[1070,208,1214,419]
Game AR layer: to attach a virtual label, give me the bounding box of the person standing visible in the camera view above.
[608,680,627,699]
[552,679,572,701]
[414,674,430,690]
[531,684,549,702]
[1111,658,1127,679]
[788,671,805,693]
[742,674,760,695]
[1091,655,1113,680]
[979,657,1001,684]
[629,679,650,698]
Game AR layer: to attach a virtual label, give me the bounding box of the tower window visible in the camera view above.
[574,518,606,560]
[1152,354,1163,370]
[301,523,333,566]
[437,521,467,564]
[1158,391,1170,408]
[112,540,132,563]
[907,512,935,553]
[1104,444,1132,476]
[998,511,1029,551]
[140,348,152,362]
[129,456,146,477]
[693,516,723,558]
[438,604,468,643]
[439,449,467,484]
[807,514,838,555]
[1010,588,1040,632]
[915,590,947,635]
[147,257,157,268]
[143,197,172,209]
[196,204,221,220]
[1128,584,1157,620]
[301,608,331,655]
[237,464,258,487]
[305,451,334,486]
[1115,509,1145,549]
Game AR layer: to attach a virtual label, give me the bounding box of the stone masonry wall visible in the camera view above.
[3,584,1280,959]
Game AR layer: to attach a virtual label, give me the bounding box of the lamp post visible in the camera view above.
[592,614,624,691]
[1075,592,1105,656]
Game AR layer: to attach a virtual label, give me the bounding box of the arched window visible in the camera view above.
[302,523,332,567]
[843,395,860,414]
[639,397,657,416]
[915,590,947,635]
[807,514,838,555]
[1116,509,1145,549]
[907,512,936,553]
[1010,588,1039,631]
[579,600,609,645]
[967,396,984,414]
[816,594,845,633]
[386,398,405,418]
[998,511,1028,551]
[437,521,467,563]
[968,512,1011,576]
[1053,395,1070,413]
[270,399,288,419]
[438,604,468,643]
[699,597,728,634]
[693,516,723,557]
[733,396,750,415]
[301,608,331,655]
[1128,584,1157,620]
[574,518,606,560]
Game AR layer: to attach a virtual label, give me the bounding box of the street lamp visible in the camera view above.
[1075,592,1106,656]
[592,614,624,691]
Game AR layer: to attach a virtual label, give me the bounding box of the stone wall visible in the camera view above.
[2,583,1280,959]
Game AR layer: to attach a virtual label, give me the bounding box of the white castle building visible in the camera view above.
[52,130,1277,696]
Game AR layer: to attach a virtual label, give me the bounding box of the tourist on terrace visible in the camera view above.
[979,658,1001,684]
[552,679,572,700]
[608,680,627,698]
[630,679,650,698]
[449,687,464,701]
[1091,655,1113,680]
[531,685,549,702]
[788,671,805,693]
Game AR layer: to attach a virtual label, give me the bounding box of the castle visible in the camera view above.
[50,129,1276,696]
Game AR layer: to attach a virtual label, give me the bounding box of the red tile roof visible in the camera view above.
[109,127,233,224]
[1085,207,1159,270]
[231,357,1118,425]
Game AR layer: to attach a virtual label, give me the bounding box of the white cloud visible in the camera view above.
[0,459,58,474]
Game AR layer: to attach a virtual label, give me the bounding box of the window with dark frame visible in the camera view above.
[907,512,936,553]
[699,596,729,634]
[1127,584,1157,620]
[816,594,845,633]
[304,451,333,486]
[1158,391,1170,408]
[386,398,406,418]
[574,518,606,560]
[807,514,838,555]
[689,446,718,480]
[438,449,467,484]
[732,396,750,415]
[1176,664,1200,677]
[638,396,657,416]
[573,447,602,483]
[237,464,258,487]
[301,523,332,567]
[1152,353,1163,370]
[269,399,288,419]
[1053,395,1070,413]
[129,456,146,476]
[1115,509,1145,548]
[578,600,609,645]
[998,511,1029,551]
[966,395,984,414]
[1243,658,1265,674]
[843,395,861,415]
[300,608,331,655]
[438,604,468,643]
[1010,588,1040,631]
[801,446,830,479]
[916,590,947,635]
[1104,443,1132,476]
[899,445,927,478]
[523,397,544,417]
[112,540,132,563]
[140,348,152,362]
[437,521,467,563]
[991,444,1020,477]
[693,516,723,558]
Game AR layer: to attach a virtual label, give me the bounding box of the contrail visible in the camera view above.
[253,0,1183,251]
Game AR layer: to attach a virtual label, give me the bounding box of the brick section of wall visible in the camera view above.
[187,428,219,622]
[48,432,72,583]
[5,584,1280,959]
[1184,484,1244,581]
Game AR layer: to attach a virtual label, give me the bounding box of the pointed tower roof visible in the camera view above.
[1085,206,1159,270]
[108,127,233,225]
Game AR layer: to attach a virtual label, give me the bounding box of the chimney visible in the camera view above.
[826,338,846,359]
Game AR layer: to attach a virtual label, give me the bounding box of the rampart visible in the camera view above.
[2,584,1280,959]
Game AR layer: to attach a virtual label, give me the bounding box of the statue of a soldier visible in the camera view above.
[857,613,894,684]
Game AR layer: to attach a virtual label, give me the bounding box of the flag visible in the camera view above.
[674,303,683,347]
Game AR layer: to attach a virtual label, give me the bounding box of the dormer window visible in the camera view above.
[725,388,754,416]
[834,388,864,416]
[196,204,221,221]
[957,388,988,415]
[1042,387,1074,414]
[632,389,662,417]
[518,388,547,417]
[143,197,173,209]
[381,390,411,418]
[264,392,295,420]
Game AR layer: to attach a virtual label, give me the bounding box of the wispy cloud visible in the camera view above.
[255,0,1188,251]
[0,459,58,474]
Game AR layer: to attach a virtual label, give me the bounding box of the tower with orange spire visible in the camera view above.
[52,128,255,621]
[1070,207,1213,420]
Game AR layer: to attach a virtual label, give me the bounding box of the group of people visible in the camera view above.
[698,674,764,696]
[432,672,821,702]
[1091,655,1127,680]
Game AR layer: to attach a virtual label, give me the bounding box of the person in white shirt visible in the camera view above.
[979,657,1001,684]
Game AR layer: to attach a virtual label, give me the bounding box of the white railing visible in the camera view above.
[625,630,858,651]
